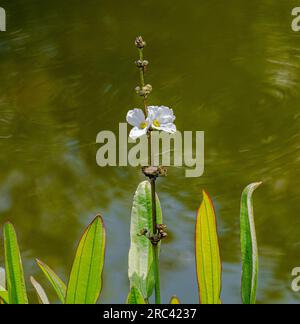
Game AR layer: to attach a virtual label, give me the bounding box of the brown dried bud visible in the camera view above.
[157,224,167,231]
[138,228,148,236]
[142,166,168,179]
[135,36,146,49]
[161,232,168,239]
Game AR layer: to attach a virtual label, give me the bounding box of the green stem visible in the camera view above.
[138,48,146,88]
[137,43,161,304]
[153,244,161,304]
[150,177,161,304]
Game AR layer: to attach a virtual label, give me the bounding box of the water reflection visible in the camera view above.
[0,0,300,303]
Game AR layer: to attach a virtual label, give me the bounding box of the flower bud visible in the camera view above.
[135,36,146,49]
[135,60,149,69]
[143,84,152,95]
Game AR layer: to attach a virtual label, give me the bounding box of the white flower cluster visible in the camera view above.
[126,106,176,140]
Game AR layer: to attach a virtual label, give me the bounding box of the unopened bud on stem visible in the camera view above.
[135,84,153,97]
[135,36,146,49]
[135,60,149,69]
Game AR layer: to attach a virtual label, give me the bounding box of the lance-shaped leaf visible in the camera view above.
[128,181,163,299]
[36,259,66,303]
[3,222,28,304]
[195,191,222,304]
[30,276,50,304]
[65,215,106,304]
[127,286,146,304]
[170,295,181,304]
[240,182,262,304]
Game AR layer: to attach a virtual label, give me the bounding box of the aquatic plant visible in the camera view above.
[0,37,262,305]
[0,216,106,304]
[0,182,260,304]
[127,36,175,305]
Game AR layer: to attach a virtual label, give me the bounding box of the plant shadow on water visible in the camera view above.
[0,0,300,303]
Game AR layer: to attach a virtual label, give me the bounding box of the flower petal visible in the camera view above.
[152,123,177,134]
[158,106,176,124]
[148,106,176,124]
[147,106,160,121]
[129,126,149,140]
[126,109,146,127]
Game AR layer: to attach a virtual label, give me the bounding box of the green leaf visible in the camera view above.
[126,286,146,304]
[65,215,106,304]
[128,181,163,299]
[3,222,28,304]
[170,295,181,304]
[36,259,66,303]
[30,276,50,304]
[195,191,222,304]
[240,182,262,305]
[0,289,9,304]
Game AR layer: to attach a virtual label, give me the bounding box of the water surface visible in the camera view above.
[0,0,300,304]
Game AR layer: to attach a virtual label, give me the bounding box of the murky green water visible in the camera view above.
[1,0,300,304]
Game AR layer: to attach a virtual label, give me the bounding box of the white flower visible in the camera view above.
[126,106,177,140]
[126,108,150,140]
[148,106,177,134]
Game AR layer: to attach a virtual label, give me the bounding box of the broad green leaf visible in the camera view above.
[240,182,262,304]
[36,259,66,303]
[65,215,106,304]
[128,181,163,299]
[170,295,181,304]
[126,286,146,304]
[3,222,28,304]
[195,191,221,304]
[30,276,50,304]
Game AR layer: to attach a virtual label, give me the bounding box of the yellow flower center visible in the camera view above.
[140,121,147,129]
[153,119,161,127]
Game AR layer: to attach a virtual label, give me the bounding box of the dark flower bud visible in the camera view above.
[157,224,167,231]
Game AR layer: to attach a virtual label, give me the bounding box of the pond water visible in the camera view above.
[0,0,300,304]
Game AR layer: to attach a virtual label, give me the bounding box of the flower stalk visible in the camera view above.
[128,36,175,303]
[135,36,161,304]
